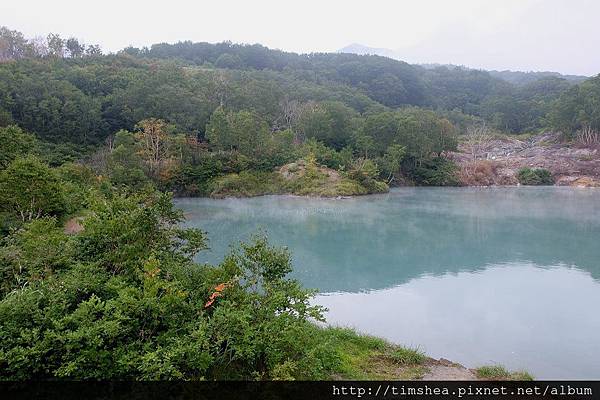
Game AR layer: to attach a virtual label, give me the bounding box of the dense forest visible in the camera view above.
[1,26,599,202]
[0,26,598,380]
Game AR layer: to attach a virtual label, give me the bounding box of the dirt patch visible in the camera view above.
[358,355,481,381]
[278,160,341,184]
[449,132,600,187]
[64,217,84,234]
[422,358,478,381]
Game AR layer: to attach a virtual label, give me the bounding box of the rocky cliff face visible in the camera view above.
[448,132,600,187]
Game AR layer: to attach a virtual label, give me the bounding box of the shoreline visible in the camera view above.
[173,184,600,200]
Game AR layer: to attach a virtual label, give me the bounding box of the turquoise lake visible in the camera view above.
[175,187,600,379]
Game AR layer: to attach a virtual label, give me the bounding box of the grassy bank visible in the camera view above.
[208,159,389,198]
[310,326,533,381]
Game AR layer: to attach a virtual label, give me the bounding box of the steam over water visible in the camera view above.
[176,187,600,379]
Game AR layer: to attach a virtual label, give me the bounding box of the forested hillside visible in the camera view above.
[1,26,599,202]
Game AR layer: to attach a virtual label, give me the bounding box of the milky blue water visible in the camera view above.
[175,187,600,379]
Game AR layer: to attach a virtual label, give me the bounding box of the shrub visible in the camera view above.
[210,171,284,198]
[517,167,554,185]
[345,159,389,194]
[0,190,333,380]
[458,160,499,186]
[411,157,459,186]
[0,125,38,169]
[299,139,352,170]
[0,156,67,222]
[0,217,70,296]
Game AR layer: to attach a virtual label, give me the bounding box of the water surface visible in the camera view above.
[176,187,600,379]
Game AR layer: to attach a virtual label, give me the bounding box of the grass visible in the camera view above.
[321,327,428,380]
[320,327,535,381]
[390,347,427,365]
[209,171,285,198]
[209,165,388,198]
[475,365,534,381]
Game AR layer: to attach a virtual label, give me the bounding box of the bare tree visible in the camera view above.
[0,27,29,60]
[135,118,170,177]
[27,36,49,58]
[209,71,230,107]
[465,123,493,160]
[105,134,115,153]
[576,125,600,147]
[278,97,302,130]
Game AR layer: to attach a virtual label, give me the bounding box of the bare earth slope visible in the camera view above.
[448,132,600,187]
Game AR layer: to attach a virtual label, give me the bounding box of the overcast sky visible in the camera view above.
[2,0,599,75]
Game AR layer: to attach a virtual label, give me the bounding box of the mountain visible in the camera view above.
[338,43,588,85]
[487,70,586,85]
[337,43,398,59]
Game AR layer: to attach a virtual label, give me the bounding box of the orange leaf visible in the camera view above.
[214,283,227,292]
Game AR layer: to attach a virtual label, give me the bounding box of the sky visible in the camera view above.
[2,0,599,75]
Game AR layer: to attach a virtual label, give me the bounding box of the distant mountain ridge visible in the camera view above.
[338,44,588,85]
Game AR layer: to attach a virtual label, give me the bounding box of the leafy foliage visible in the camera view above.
[549,75,600,136]
[0,189,333,380]
[4,25,587,193]
[410,157,459,186]
[517,168,554,185]
[0,125,38,169]
[0,156,66,222]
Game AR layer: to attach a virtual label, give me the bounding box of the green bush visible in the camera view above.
[517,168,554,185]
[299,139,352,170]
[210,171,284,198]
[0,190,332,380]
[411,157,459,186]
[0,156,67,222]
[0,125,38,169]
[346,159,387,192]
[0,217,70,296]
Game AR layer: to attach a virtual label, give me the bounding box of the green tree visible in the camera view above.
[134,118,172,178]
[46,33,65,58]
[0,217,69,296]
[206,106,235,150]
[0,156,66,222]
[206,108,272,160]
[0,125,38,169]
[378,144,406,183]
[297,102,358,150]
[352,131,375,158]
[215,53,243,69]
[549,75,600,135]
[65,37,85,58]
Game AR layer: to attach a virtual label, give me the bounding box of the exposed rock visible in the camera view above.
[450,132,600,187]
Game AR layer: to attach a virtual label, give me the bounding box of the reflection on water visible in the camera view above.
[176,187,600,379]
[316,263,600,379]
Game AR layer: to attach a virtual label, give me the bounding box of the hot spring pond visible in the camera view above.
[175,187,600,379]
